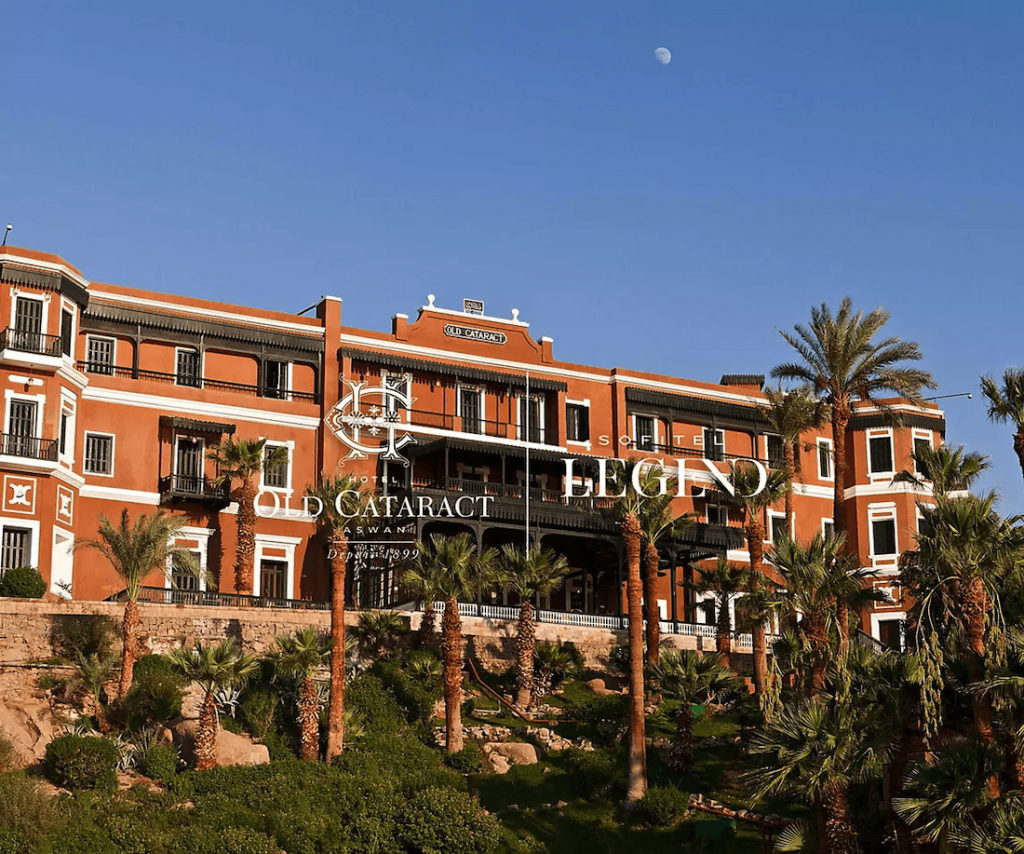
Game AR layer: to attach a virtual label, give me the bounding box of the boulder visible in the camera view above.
[0,698,56,766]
[168,718,269,767]
[585,678,614,696]
[481,741,539,770]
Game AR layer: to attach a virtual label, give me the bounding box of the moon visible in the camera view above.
[654,47,671,65]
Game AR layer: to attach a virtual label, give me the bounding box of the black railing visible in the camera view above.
[411,476,616,512]
[627,440,775,467]
[0,432,58,461]
[76,362,319,404]
[159,474,231,503]
[108,586,330,610]
[0,328,63,358]
[402,408,555,445]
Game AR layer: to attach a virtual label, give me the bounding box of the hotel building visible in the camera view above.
[0,245,945,649]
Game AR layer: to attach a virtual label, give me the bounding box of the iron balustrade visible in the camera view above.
[0,328,63,358]
[108,586,329,610]
[0,432,58,461]
[401,408,554,444]
[76,362,319,403]
[626,439,775,468]
[159,473,231,502]
[411,476,617,512]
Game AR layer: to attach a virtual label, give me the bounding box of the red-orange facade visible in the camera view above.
[0,246,943,649]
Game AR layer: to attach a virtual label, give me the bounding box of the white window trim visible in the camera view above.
[706,503,727,526]
[264,359,293,401]
[867,503,899,567]
[566,398,591,449]
[174,346,203,387]
[0,516,41,572]
[632,412,658,450]
[766,509,787,544]
[60,298,77,362]
[517,393,546,443]
[817,438,834,481]
[456,463,489,483]
[4,389,46,440]
[173,434,205,479]
[912,430,934,478]
[702,426,726,458]
[59,390,77,466]
[165,526,214,592]
[85,334,117,371]
[870,611,907,651]
[83,431,116,477]
[516,470,549,490]
[456,384,486,433]
[253,534,301,600]
[821,518,835,539]
[51,526,74,599]
[10,290,50,338]
[259,438,294,495]
[866,428,895,480]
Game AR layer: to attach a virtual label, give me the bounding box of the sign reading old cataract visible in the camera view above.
[442,324,507,345]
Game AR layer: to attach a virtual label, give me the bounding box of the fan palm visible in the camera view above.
[270,627,335,761]
[77,510,199,699]
[981,367,1024,487]
[764,384,828,527]
[495,544,570,708]
[648,649,739,773]
[893,442,989,500]
[532,640,575,705]
[692,558,752,670]
[353,610,407,660]
[208,437,289,595]
[403,533,496,753]
[167,640,257,771]
[305,473,369,760]
[723,462,791,696]
[772,297,934,535]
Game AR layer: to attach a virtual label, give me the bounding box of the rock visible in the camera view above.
[541,803,552,810]
[482,741,539,766]
[489,754,511,775]
[585,678,614,696]
[556,800,568,810]
[0,698,56,766]
[168,718,270,767]
[506,804,519,812]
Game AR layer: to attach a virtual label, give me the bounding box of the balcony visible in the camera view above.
[403,408,553,445]
[159,473,232,506]
[0,328,65,369]
[76,363,320,404]
[0,432,59,471]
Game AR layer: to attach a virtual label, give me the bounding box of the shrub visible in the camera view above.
[373,660,438,725]
[443,742,482,774]
[43,734,118,792]
[0,567,45,599]
[0,772,59,847]
[140,743,179,783]
[562,747,617,799]
[347,674,406,735]
[121,661,186,725]
[0,828,28,854]
[51,616,118,662]
[633,785,690,826]
[397,786,502,854]
[568,693,628,744]
[238,686,279,742]
[169,825,278,854]
[48,825,119,854]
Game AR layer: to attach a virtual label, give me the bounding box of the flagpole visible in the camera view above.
[524,372,530,552]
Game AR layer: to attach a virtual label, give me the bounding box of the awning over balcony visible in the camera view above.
[342,347,568,393]
[625,387,769,431]
[159,416,236,435]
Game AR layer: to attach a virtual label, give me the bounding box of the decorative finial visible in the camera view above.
[511,308,520,322]
[426,294,436,308]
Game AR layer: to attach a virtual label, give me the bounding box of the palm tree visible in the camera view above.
[353,610,407,660]
[692,558,752,671]
[403,533,495,753]
[981,367,1024,486]
[208,437,289,595]
[77,510,199,699]
[723,462,791,697]
[772,297,934,535]
[764,384,827,528]
[648,649,739,774]
[894,442,989,499]
[744,698,886,854]
[270,627,335,761]
[305,473,368,761]
[532,641,575,705]
[495,544,570,708]
[72,651,116,732]
[167,640,256,771]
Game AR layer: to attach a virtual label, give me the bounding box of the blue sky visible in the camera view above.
[4,2,1023,508]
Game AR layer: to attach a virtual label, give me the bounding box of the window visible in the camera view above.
[822,519,835,540]
[519,395,542,443]
[263,443,289,490]
[174,437,203,489]
[383,374,410,415]
[703,427,725,462]
[706,504,728,526]
[84,433,114,475]
[766,434,785,468]
[567,404,590,442]
[877,618,904,652]
[12,297,43,351]
[871,517,898,557]
[459,387,482,435]
[59,412,69,457]
[635,415,655,451]
[769,512,789,545]
[176,348,202,388]
[84,336,114,374]
[6,399,39,457]
[0,527,31,572]
[818,439,833,480]
[260,560,286,599]
[914,436,932,478]
[868,434,894,474]
[171,553,200,592]
[60,310,74,357]
[263,359,289,400]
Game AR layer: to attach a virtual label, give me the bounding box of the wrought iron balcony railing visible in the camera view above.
[0,328,64,358]
[0,433,58,461]
[159,473,231,503]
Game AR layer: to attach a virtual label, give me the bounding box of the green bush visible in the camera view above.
[0,772,58,848]
[121,661,186,725]
[568,693,628,744]
[0,567,45,599]
[562,747,617,799]
[397,786,501,854]
[633,785,690,826]
[0,827,28,854]
[169,825,278,854]
[51,616,118,662]
[238,686,279,741]
[140,743,179,783]
[373,660,438,725]
[347,674,406,735]
[443,742,482,774]
[47,825,118,854]
[43,734,118,792]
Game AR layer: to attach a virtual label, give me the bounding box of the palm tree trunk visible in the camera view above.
[837,600,850,661]
[962,575,999,797]
[299,675,319,761]
[196,690,218,771]
[326,539,347,761]
[644,542,661,665]
[808,616,829,699]
[515,601,535,709]
[442,596,464,753]
[119,598,140,700]
[745,518,769,696]
[832,405,850,536]
[234,476,258,595]
[1014,431,1024,487]
[418,601,437,649]
[716,598,732,670]
[673,701,696,774]
[783,441,795,532]
[623,512,647,802]
[823,785,860,854]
